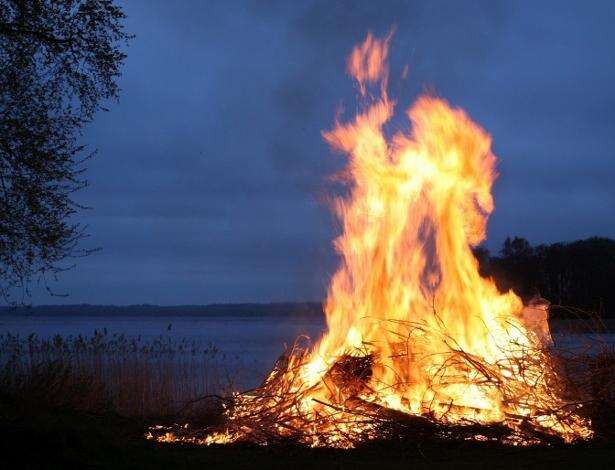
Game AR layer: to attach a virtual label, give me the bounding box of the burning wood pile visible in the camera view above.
[149,33,593,448]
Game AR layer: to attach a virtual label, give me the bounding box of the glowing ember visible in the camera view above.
[153,32,592,447]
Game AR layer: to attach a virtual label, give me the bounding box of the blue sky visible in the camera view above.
[32,0,615,304]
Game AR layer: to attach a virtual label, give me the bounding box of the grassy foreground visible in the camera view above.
[1,329,613,469]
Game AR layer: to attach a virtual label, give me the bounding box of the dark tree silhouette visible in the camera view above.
[536,238,615,317]
[0,0,130,302]
[490,237,541,299]
[477,237,615,318]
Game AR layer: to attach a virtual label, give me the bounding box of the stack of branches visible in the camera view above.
[149,319,596,448]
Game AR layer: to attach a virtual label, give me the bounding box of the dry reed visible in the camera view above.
[0,330,235,417]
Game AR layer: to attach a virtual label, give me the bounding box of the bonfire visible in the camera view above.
[150,33,592,448]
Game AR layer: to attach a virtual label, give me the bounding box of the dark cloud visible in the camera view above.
[30,0,615,304]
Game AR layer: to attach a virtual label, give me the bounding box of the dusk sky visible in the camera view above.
[33,0,615,305]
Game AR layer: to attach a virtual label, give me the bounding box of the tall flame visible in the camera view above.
[308,32,524,421]
[292,32,589,443]
[155,33,591,448]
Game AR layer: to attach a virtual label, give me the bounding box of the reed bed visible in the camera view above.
[0,330,236,417]
[550,322,615,442]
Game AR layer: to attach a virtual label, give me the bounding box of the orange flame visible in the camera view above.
[158,33,591,448]
[296,32,590,441]
[347,31,392,96]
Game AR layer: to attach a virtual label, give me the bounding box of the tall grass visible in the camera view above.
[0,330,235,418]
[548,310,615,441]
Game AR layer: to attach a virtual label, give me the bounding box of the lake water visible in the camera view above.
[1,314,612,388]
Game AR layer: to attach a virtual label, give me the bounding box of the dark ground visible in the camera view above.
[1,407,613,470]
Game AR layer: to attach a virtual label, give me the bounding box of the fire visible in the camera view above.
[154,33,592,447]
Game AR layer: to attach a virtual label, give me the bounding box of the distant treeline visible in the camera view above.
[0,302,323,317]
[475,237,615,319]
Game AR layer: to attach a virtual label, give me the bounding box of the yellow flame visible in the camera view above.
[163,33,592,448]
[297,32,589,440]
